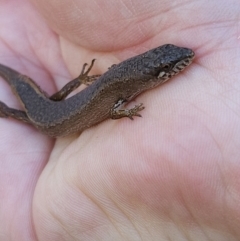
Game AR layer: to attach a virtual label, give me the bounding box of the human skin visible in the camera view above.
[0,0,240,240]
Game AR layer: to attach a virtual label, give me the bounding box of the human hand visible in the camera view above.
[0,0,239,240]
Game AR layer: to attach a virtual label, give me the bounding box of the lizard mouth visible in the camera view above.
[158,54,195,81]
[173,57,194,72]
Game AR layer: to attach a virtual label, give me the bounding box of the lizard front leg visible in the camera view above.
[111,100,145,120]
[50,59,100,101]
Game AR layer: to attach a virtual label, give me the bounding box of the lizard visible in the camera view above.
[0,44,195,137]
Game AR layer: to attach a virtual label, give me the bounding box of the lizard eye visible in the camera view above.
[161,63,172,71]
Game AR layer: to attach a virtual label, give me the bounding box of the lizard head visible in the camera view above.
[142,44,195,83]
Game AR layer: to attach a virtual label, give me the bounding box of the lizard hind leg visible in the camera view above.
[0,64,31,123]
[0,101,31,123]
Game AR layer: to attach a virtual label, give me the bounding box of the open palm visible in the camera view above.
[0,0,239,240]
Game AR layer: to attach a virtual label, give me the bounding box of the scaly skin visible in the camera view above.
[0,44,194,137]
